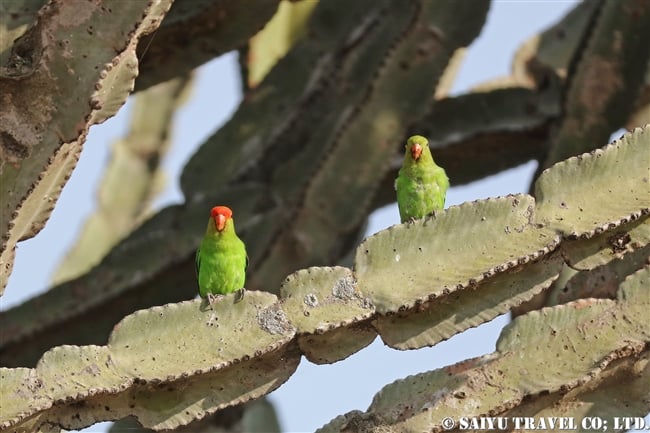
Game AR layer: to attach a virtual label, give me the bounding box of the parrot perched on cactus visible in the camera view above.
[196,206,247,306]
[395,135,449,222]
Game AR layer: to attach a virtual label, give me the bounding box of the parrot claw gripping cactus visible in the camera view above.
[196,206,248,316]
[206,293,225,307]
[234,288,246,303]
[395,135,449,223]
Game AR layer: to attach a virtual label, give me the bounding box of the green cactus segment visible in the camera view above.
[53,75,193,285]
[484,350,650,433]
[280,267,376,364]
[320,282,649,432]
[618,266,650,332]
[505,352,650,428]
[532,0,601,78]
[135,0,279,92]
[245,0,317,88]
[0,0,44,66]
[299,0,487,226]
[109,294,294,379]
[0,367,52,428]
[355,195,559,314]
[546,246,649,307]
[1,346,125,430]
[618,266,649,303]
[433,49,466,99]
[9,347,299,432]
[298,325,377,365]
[376,254,563,350]
[540,0,650,170]
[112,397,285,433]
[0,0,174,293]
[332,355,499,432]
[535,126,650,237]
[498,300,621,392]
[108,417,145,433]
[626,59,650,130]
[410,86,560,186]
[107,397,282,433]
[421,86,559,147]
[515,262,578,313]
[37,346,128,400]
[369,362,479,427]
[497,270,650,391]
[0,293,300,432]
[130,348,299,431]
[513,0,601,84]
[179,0,380,198]
[88,50,140,126]
[0,139,82,291]
[561,215,650,271]
[280,267,373,333]
[316,411,365,433]
[242,398,283,433]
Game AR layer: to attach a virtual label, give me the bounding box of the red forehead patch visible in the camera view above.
[211,206,232,219]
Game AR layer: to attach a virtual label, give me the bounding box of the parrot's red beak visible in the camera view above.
[411,143,422,161]
[214,214,227,232]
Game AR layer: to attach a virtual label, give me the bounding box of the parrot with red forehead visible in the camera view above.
[395,135,449,222]
[196,206,247,306]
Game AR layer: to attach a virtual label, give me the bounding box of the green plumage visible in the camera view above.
[395,135,449,222]
[195,210,247,298]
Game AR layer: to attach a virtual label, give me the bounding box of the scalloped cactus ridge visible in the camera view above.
[0,0,175,293]
[318,266,649,433]
[1,126,648,432]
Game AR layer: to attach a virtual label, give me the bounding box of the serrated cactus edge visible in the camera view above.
[0,0,174,293]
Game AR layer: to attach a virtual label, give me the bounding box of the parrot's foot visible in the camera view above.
[408,217,417,224]
[234,288,246,303]
[207,293,225,310]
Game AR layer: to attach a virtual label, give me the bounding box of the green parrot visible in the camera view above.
[196,205,247,306]
[395,135,449,222]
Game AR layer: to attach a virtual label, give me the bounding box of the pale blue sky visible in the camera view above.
[5,2,647,432]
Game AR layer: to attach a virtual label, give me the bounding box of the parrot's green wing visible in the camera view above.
[195,248,201,284]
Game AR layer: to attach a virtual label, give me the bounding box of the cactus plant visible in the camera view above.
[1,0,649,431]
[1,126,649,432]
[0,0,175,293]
[52,75,193,285]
